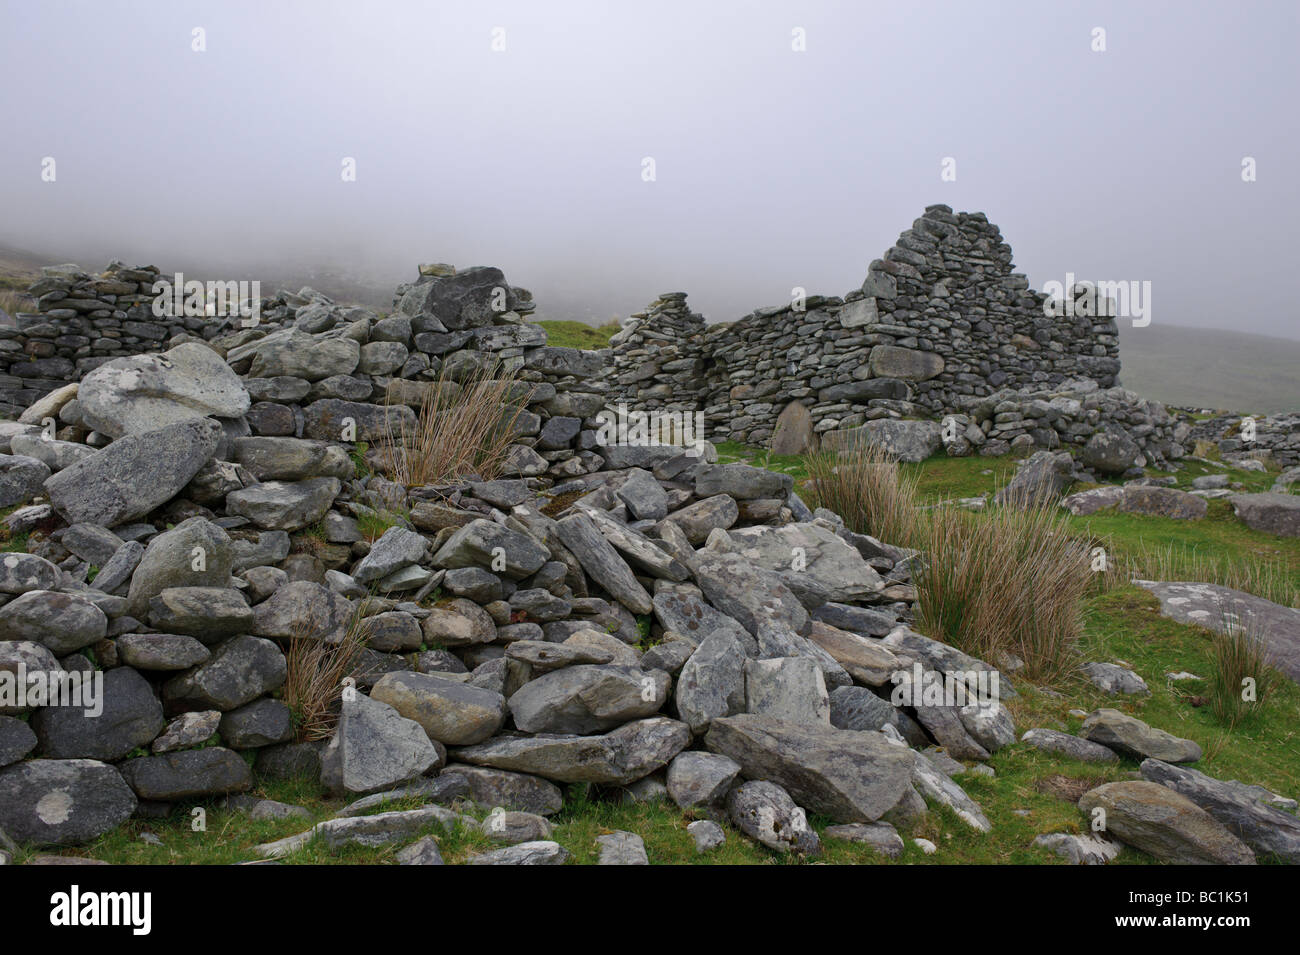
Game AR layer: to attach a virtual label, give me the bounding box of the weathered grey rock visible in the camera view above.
[596,829,649,865]
[371,671,506,745]
[148,587,253,640]
[61,524,125,567]
[1229,492,1300,537]
[395,835,445,865]
[255,805,465,857]
[555,512,652,614]
[577,505,689,581]
[1020,728,1120,764]
[508,664,669,734]
[1033,832,1121,865]
[1081,708,1202,763]
[125,517,233,618]
[1080,427,1141,475]
[722,522,883,602]
[433,519,549,579]
[660,495,739,544]
[994,450,1075,507]
[226,477,340,531]
[32,667,164,760]
[332,775,470,817]
[358,611,423,653]
[152,710,221,753]
[824,821,905,858]
[46,418,221,527]
[674,631,747,734]
[237,328,360,381]
[0,454,51,507]
[726,780,821,855]
[695,463,792,501]
[1082,662,1150,696]
[957,698,1016,753]
[77,343,250,437]
[454,716,690,784]
[821,419,943,463]
[482,809,553,844]
[505,640,613,672]
[439,764,564,815]
[706,714,916,823]
[771,401,818,455]
[0,591,106,654]
[1133,580,1300,683]
[829,685,897,732]
[694,552,808,636]
[1059,485,1126,515]
[0,715,37,766]
[912,752,991,832]
[1118,486,1207,520]
[868,344,944,381]
[653,590,754,654]
[353,526,428,583]
[1078,781,1255,865]
[688,819,726,853]
[8,436,93,472]
[230,436,353,481]
[119,747,253,800]
[320,692,441,796]
[0,552,59,595]
[615,468,669,521]
[251,580,353,642]
[666,751,741,809]
[466,840,570,865]
[1140,758,1300,864]
[0,642,61,716]
[0,759,136,846]
[805,621,901,686]
[420,597,496,647]
[744,656,830,725]
[164,635,286,710]
[219,698,295,748]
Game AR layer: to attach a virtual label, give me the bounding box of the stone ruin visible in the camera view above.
[608,205,1186,471]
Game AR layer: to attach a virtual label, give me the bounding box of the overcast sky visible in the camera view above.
[2,0,1296,337]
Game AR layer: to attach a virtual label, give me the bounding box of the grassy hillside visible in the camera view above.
[535,319,619,349]
[1118,323,1300,414]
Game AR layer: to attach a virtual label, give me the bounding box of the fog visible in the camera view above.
[2,0,1296,336]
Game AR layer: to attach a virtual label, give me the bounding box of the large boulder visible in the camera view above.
[433,519,549,580]
[993,450,1075,507]
[320,692,441,796]
[371,671,506,745]
[232,328,360,381]
[453,716,690,785]
[45,418,221,527]
[32,667,164,760]
[1080,427,1142,475]
[1078,781,1255,864]
[694,552,808,636]
[1117,486,1207,520]
[125,517,234,618]
[1140,758,1300,863]
[119,747,253,800]
[770,401,818,455]
[1081,708,1202,763]
[0,759,137,846]
[704,713,916,823]
[1132,580,1300,683]
[251,580,353,642]
[508,665,670,735]
[163,635,286,710]
[0,454,51,507]
[77,342,250,437]
[868,344,944,381]
[1229,492,1300,537]
[720,522,884,602]
[674,631,747,734]
[821,419,943,463]
[554,512,652,614]
[226,477,341,532]
[0,591,106,654]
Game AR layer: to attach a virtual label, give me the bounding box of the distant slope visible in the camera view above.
[536,320,619,349]
[1117,323,1300,414]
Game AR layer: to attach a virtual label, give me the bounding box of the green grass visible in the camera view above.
[534,320,619,350]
